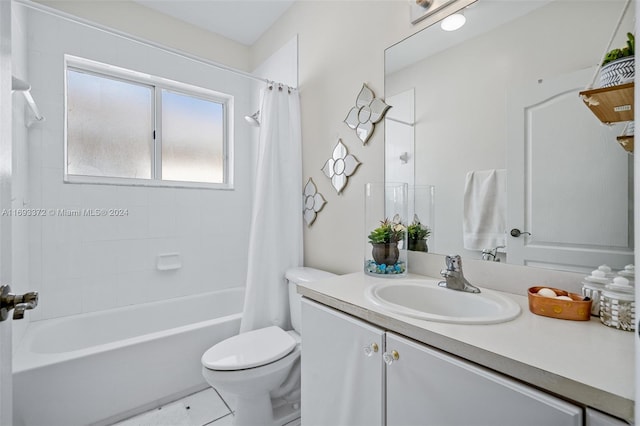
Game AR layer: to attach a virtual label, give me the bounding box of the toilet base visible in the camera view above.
[225,392,300,426]
[226,394,300,426]
[272,395,301,425]
[232,392,273,426]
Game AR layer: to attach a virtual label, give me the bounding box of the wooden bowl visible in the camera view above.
[528,286,592,321]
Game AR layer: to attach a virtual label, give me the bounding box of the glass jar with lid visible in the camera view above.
[581,281,606,317]
[599,277,635,331]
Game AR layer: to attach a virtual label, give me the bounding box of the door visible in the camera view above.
[301,299,385,426]
[0,0,13,424]
[385,332,582,426]
[507,67,633,272]
[385,89,415,190]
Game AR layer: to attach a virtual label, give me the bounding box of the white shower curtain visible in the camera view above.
[240,85,303,333]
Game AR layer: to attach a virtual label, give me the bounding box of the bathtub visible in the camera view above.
[13,287,244,426]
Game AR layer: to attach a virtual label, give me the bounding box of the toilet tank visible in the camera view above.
[286,267,336,333]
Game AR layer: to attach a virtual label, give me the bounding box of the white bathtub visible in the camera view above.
[13,287,244,426]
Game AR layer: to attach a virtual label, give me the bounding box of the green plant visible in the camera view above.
[407,217,431,241]
[368,217,406,244]
[602,32,635,65]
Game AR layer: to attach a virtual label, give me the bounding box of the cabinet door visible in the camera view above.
[586,408,630,425]
[301,299,385,426]
[386,332,583,426]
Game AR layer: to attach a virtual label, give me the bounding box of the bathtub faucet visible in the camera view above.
[0,285,39,321]
[438,255,481,293]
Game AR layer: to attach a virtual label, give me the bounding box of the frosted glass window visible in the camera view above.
[161,90,224,183]
[67,69,153,179]
[64,57,233,188]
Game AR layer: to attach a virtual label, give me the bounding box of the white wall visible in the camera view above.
[253,35,298,88]
[250,1,462,274]
[10,4,30,345]
[20,5,254,320]
[34,0,251,72]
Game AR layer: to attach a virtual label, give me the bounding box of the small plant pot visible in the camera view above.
[408,239,428,252]
[600,56,635,87]
[371,242,399,265]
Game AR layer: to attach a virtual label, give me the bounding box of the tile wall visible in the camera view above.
[19,5,254,321]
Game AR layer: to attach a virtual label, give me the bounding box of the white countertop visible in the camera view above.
[297,272,635,423]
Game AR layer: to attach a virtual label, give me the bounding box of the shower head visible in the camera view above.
[244,110,260,127]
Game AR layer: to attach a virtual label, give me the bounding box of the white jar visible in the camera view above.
[581,281,605,317]
[599,277,635,331]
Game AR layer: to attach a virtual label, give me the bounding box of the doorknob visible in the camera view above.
[510,228,532,238]
[0,285,39,321]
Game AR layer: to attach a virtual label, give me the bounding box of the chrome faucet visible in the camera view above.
[481,245,505,262]
[438,255,480,293]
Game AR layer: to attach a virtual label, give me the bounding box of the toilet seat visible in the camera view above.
[202,326,296,371]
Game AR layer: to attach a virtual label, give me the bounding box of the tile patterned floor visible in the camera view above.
[112,388,301,426]
[113,388,235,426]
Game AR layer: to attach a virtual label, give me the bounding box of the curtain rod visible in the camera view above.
[14,0,271,85]
[12,76,45,124]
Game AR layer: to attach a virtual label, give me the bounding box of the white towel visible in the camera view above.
[463,169,506,250]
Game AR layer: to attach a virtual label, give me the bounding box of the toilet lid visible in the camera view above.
[202,326,296,371]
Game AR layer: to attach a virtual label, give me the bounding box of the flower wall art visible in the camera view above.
[322,139,361,194]
[303,178,327,226]
[343,83,391,144]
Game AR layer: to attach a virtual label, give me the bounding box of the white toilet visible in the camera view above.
[201,267,335,426]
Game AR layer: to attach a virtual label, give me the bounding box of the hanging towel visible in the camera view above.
[463,169,506,250]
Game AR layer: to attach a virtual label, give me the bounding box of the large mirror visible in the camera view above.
[385,0,635,273]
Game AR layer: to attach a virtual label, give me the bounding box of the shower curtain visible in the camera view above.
[240,84,303,333]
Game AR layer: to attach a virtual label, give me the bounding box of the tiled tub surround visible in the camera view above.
[19,4,253,322]
[297,262,634,423]
[13,288,244,426]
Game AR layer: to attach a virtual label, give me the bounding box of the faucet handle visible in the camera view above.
[445,255,454,270]
[445,255,463,271]
[0,286,39,321]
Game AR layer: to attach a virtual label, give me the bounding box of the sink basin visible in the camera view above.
[366,280,521,324]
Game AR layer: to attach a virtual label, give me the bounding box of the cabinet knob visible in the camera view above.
[363,342,379,357]
[383,350,399,365]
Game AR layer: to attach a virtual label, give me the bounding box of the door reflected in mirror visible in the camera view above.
[385,0,634,273]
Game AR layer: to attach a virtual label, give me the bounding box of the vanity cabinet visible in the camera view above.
[301,299,385,426]
[385,332,582,425]
[302,298,584,426]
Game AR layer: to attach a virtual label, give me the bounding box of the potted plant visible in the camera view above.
[407,214,430,252]
[600,32,635,87]
[368,216,406,266]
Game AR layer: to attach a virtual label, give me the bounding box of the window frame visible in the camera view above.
[64,55,234,190]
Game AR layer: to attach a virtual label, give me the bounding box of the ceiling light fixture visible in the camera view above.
[440,12,466,31]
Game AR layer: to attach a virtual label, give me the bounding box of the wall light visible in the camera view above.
[440,12,466,31]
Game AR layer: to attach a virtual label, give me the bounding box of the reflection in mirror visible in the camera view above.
[385,0,634,273]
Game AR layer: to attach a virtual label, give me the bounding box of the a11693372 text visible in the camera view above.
[1,208,129,217]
